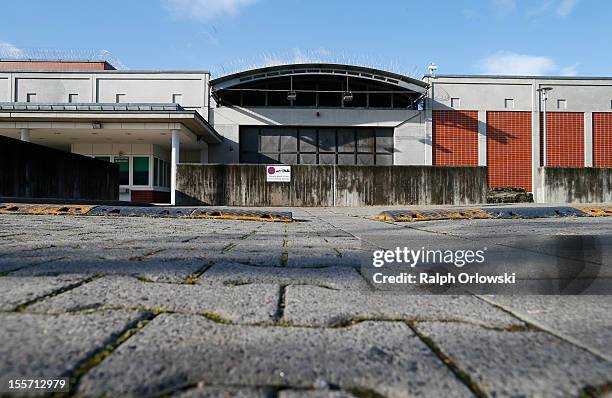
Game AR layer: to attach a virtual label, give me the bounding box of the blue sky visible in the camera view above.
[0,0,609,78]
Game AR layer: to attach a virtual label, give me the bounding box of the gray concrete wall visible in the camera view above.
[212,106,428,165]
[538,167,612,204]
[0,136,119,200]
[176,164,486,206]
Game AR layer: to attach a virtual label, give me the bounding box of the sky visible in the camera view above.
[0,0,609,78]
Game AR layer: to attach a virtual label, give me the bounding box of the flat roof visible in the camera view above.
[425,74,612,80]
[0,102,223,144]
[0,69,210,74]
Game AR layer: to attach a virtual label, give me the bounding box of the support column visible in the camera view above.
[20,128,30,142]
[171,129,180,205]
[477,111,487,166]
[584,112,593,167]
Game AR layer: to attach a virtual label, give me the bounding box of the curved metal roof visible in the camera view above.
[210,63,428,94]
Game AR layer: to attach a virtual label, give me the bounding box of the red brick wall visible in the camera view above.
[540,112,584,167]
[131,191,170,203]
[487,111,532,191]
[593,113,612,167]
[0,60,114,71]
[432,110,479,166]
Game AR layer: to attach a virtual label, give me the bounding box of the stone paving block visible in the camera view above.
[27,276,278,324]
[0,275,89,310]
[284,285,524,328]
[278,390,358,398]
[197,263,369,290]
[10,257,207,283]
[483,295,612,359]
[172,386,273,398]
[416,321,612,397]
[77,314,472,398]
[285,249,361,268]
[0,310,145,388]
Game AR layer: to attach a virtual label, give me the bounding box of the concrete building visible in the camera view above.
[1,59,611,203]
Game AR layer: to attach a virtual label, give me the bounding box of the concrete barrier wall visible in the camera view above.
[0,136,119,200]
[176,164,486,206]
[539,167,612,203]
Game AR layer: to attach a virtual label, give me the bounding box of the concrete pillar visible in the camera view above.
[20,128,30,142]
[171,129,180,205]
[199,142,209,164]
[477,111,487,166]
[584,112,593,167]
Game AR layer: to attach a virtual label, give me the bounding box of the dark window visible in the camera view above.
[369,92,392,108]
[293,78,316,107]
[114,156,129,185]
[133,156,149,186]
[242,90,266,106]
[393,93,413,109]
[240,126,393,165]
[267,78,291,107]
[318,80,341,107]
[343,82,367,108]
[219,90,241,106]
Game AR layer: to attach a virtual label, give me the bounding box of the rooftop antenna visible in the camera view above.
[428,63,438,77]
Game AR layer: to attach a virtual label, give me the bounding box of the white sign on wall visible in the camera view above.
[266,165,291,182]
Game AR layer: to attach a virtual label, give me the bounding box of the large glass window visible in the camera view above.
[132,156,150,186]
[240,126,393,165]
[114,156,129,185]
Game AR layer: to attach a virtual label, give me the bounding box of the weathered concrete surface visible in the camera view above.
[77,315,472,398]
[0,135,118,200]
[173,387,273,397]
[197,263,369,290]
[0,275,88,310]
[283,285,524,328]
[482,295,612,360]
[0,311,145,386]
[27,276,279,324]
[416,322,612,397]
[539,166,612,203]
[176,164,487,206]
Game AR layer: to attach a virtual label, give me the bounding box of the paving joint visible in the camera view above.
[182,261,215,284]
[407,320,488,398]
[475,295,612,362]
[66,312,157,397]
[13,275,101,312]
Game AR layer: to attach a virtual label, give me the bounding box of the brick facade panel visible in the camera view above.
[432,110,479,166]
[593,113,612,167]
[487,111,532,191]
[540,112,584,167]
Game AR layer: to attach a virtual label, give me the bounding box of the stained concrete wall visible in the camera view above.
[538,167,612,203]
[0,136,119,200]
[176,164,486,206]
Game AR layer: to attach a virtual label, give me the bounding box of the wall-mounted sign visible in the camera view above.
[266,165,291,182]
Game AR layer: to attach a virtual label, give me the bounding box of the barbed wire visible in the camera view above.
[0,46,127,70]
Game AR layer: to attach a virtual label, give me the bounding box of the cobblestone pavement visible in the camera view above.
[0,208,611,397]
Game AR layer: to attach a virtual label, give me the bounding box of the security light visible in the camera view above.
[342,91,354,103]
[428,63,438,76]
[92,121,102,129]
[287,75,297,101]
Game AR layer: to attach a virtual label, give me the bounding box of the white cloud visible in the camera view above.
[163,0,257,21]
[556,0,578,16]
[0,41,24,58]
[559,62,580,76]
[478,52,579,76]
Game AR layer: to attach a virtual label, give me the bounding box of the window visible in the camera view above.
[132,156,150,186]
[26,93,36,103]
[450,98,461,108]
[504,99,515,109]
[68,93,79,103]
[115,93,126,103]
[114,156,129,185]
[172,94,182,104]
[154,158,160,186]
[239,126,393,165]
[95,156,111,162]
[557,99,567,109]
